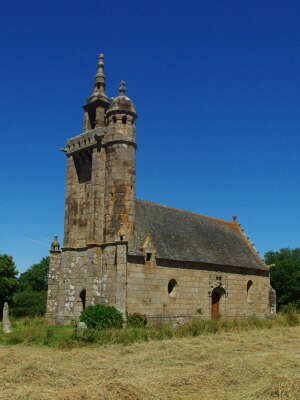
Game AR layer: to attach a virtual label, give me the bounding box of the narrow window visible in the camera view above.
[168,279,177,297]
[146,252,152,261]
[122,115,127,124]
[247,280,253,302]
[80,289,86,311]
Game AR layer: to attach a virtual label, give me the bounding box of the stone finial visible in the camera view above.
[2,302,12,333]
[90,53,107,99]
[96,53,105,82]
[119,80,126,96]
[51,235,60,251]
[232,216,238,221]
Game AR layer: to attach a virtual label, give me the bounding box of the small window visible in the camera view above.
[112,116,117,123]
[80,289,86,311]
[247,280,253,302]
[122,116,127,124]
[146,252,152,261]
[120,235,124,241]
[168,279,177,297]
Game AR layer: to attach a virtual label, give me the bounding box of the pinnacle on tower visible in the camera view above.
[89,53,108,101]
[119,80,126,96]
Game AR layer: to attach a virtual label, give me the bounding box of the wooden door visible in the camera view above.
[211,286,225,318]
[211,298,220,318]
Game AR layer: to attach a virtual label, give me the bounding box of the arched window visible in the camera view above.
[168,279,177,297]
[246,280,253,303]
[80,289,86,311]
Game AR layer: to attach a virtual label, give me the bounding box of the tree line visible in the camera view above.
[0,255,49,319]
[1,247,300,318]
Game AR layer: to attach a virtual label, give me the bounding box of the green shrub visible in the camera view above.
[127,313,147,327]
[80,305,123,329]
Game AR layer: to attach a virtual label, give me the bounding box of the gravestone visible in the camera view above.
[2,302,12,333]
[76,321,87,334]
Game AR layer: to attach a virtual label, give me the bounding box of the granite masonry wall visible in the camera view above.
[126,259,274,324]
[46,243,127,325]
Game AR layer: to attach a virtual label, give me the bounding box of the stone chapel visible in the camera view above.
[46,54,276,325]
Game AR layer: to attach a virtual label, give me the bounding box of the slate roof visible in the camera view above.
[131,200,267,271]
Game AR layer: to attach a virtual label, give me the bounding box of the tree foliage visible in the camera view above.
[265,248,300,310]
[11,290,47,317]
[18,257,49,292]
[11,257,50,318]
[0,254,18,318]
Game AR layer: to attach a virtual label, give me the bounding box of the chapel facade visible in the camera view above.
[46,54,276,325]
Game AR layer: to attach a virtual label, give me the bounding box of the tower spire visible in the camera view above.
[90,53,108,100]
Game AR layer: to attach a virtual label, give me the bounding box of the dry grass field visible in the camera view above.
[1,326,300,400]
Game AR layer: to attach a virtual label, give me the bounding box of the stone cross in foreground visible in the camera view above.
[2,302,12,333]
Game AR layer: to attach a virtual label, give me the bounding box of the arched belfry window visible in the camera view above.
[80,289,86,311]
[246,280,253,303]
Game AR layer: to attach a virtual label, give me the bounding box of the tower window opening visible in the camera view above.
[168,279,177,297]
[122,116,127,124]
[146,252,152,261]
[80,289,86,311]
[88,109,96,129]
[74,149,92,183]
[112,116,117,123]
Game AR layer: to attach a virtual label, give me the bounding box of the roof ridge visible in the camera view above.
[136,198,238,229]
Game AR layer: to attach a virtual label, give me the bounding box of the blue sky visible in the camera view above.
[1,1,300,272]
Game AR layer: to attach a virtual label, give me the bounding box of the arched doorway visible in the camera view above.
[211,286,226,318]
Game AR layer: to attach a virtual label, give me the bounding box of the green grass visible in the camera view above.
[0,311,299,348]
[0,317,73,346]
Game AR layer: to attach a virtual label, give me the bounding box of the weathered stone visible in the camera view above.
[2,302,12,333]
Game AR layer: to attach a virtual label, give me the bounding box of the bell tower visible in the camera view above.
[63,55,137,248]
[46,54,137,324]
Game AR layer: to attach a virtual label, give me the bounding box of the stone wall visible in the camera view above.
[46,242,127,325]
[126,260,273,324]
[47,248,274,325]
